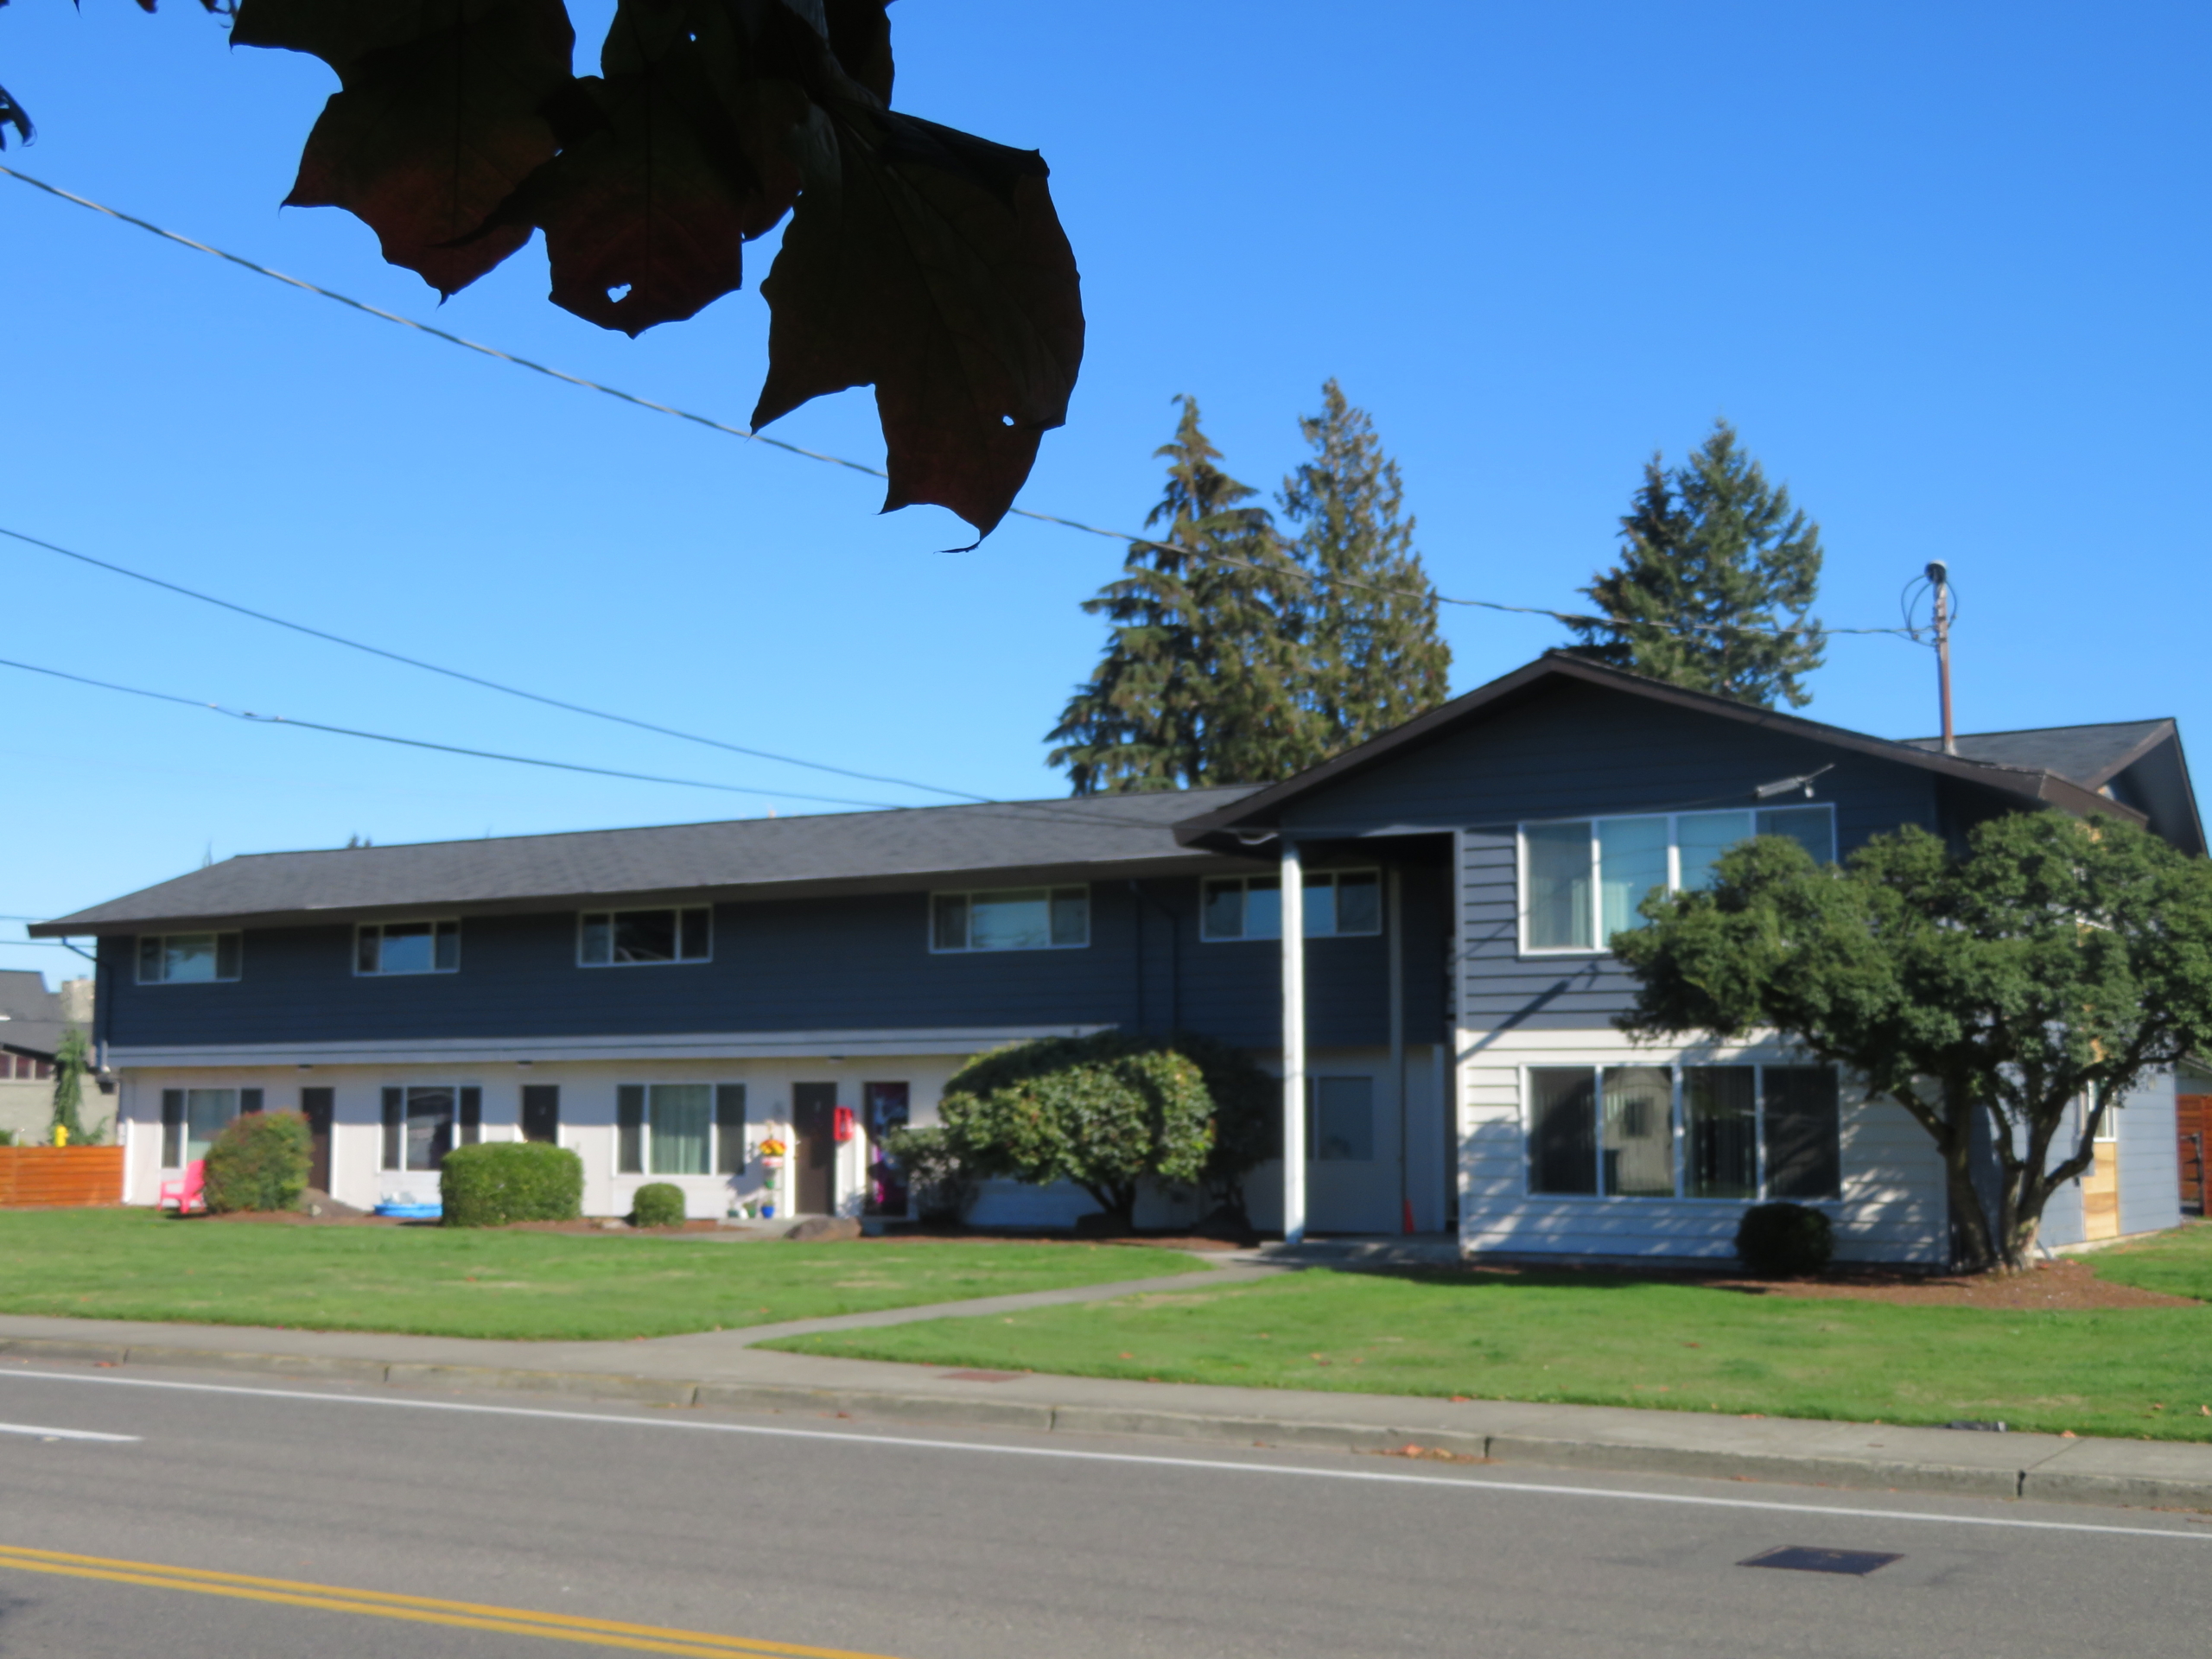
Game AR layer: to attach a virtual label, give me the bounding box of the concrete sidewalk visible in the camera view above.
[2,1295,2207,1515]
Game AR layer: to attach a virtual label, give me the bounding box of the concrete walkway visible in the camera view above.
[3,1260,2209,1516]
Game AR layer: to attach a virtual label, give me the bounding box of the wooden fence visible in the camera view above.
[0,1147,124,1209]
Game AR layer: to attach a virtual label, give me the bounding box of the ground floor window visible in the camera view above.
[160,1087,262,1166]
[381,1085,480,1172]
[1526,1064,1840,1200]
[616,1084,747,1176]
[1307,1076,1376,1161]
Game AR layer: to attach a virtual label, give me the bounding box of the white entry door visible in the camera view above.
[1306,1075,1400,1234]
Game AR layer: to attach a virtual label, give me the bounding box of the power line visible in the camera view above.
[0,523,992,804]
[0,163,1923,647]
[0,655,1179,836]
[0,655,908,809]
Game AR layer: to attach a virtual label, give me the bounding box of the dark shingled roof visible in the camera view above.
[1898,721,2173,788]
[32,787,1262,936]
[0,970,68,1058]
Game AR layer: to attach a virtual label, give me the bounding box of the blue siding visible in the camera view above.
[104,878,1412,1052]
[2118,1069,2182,1237]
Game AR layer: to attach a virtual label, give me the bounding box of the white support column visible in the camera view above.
[1281,837,1307,1246]
[1388,867,1407,1233]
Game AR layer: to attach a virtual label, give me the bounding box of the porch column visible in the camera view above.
[1281,836,1307,1245]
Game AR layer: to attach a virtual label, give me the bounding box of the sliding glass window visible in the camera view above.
[1525,1063,1841,1202]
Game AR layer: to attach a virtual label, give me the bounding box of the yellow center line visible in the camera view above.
[0,1545,905,1659]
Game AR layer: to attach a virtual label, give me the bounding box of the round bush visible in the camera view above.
[441,1141,583,1227]
[1735,1201,1834,1277]
[203,1110,310,1214]
[631,1182,687,1228]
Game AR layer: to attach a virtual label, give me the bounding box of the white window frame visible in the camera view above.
[135,931,242,985]
[378,1083,480,1173]
[616,1081,747,1178]
[1518,1061,1843,1203]
[1200,868,1383,942]
[928,886,1091,954]
[353,918,461,976]
[577,906,713,968]
[1516,804,1837,957]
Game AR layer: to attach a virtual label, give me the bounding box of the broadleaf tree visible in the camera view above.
[1566,421,1824,708]
[1280,378,1452,752]
[1612,812,2212,1273]
[1046,397,1313,793]
[934,1031,1220,1225]
[3,0,1083,537]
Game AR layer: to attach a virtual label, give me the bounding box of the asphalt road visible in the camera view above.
[0,1357,2205,1659]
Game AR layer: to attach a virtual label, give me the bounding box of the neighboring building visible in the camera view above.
[0,972,102,1146]
[29,653,2202,1261]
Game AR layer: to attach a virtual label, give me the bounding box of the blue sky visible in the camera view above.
[3,1,2207,984]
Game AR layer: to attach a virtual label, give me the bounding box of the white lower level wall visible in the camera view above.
[116,1054,979,1222]
[1455,1026,1949,1264]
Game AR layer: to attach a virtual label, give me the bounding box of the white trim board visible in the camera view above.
[109,1025,1113,1070]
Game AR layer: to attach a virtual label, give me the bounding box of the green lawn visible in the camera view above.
[770,1224,2212,1442]
[0,1210,1205,1341]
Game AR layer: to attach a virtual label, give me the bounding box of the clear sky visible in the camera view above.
[2,2,2207,986]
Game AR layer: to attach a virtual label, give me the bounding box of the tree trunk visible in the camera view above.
[1940,1131,1998,1273]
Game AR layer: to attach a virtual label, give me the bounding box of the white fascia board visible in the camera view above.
[108,1025,1114,1071]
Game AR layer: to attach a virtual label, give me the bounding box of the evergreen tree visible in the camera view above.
[49,1028,88,1147]
[1566,421,1825,708]
[1046,397,1313,793]
[1280,380,1452,749]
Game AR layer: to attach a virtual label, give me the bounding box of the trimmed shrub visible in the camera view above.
[882,1124,977,1224]
[631,1182,687,1229]
[938,1032,1215,1224]
[1736,1201,1834,1277]
[203,1110,311,1214]
[441,1141,583,1227]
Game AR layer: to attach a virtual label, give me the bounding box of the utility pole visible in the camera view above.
[1927,559,1955,755]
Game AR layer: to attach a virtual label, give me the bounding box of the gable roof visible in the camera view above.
[0,970,68,1058]
[1175,652,2192,849]
[31,786,1262,938]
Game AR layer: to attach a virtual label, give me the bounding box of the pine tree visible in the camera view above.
[1280,380,1452,749]
[1565,421,1825,708]
[1046,397,1313,793]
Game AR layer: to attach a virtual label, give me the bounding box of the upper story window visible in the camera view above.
[579,906,711,967]
[931,887,1089,953]
[356,919,460,976]
[136,931,241,984]
[1202,870,1382,942]
[1520,806,1835,954]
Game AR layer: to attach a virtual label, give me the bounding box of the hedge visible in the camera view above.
[631,1183,686,1228]
[203,1110,311,1214]
[1736,1201,1834,1277]
[440,1142,583,1227]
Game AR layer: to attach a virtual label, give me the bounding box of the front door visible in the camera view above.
[791,1084,838,1215]
[522,1084,560,1145]
[301,1087,334,1192]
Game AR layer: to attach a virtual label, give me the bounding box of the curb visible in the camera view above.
[6,1333,2207,1515]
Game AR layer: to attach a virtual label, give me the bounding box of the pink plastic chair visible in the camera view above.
[158,1160,206,1213]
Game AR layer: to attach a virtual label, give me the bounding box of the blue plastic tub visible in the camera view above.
[373,1202,442,1219]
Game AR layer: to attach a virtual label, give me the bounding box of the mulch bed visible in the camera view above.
[1451,1255,2196,1311]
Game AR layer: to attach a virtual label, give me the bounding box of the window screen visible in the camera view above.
[1524,824,1594,950]
[1684,1066,1757,1198]
[1528,1067,1597,1195]
[1600,1066,1674,1197]
[1309,1077,1375,1162]
[1763,1066,1840,1199]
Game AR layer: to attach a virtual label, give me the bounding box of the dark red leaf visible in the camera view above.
[232,0,575,296]
[753,111,1084,537]
[479,59,806,335]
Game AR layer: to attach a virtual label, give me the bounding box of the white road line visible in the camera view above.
[0,1420,139,1442]
[3,1365,2207,1542]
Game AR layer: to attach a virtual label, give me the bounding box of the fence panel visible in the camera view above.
[0,1147,125,1208]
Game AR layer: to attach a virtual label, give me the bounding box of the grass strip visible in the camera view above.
[0,1209,1205,1341]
